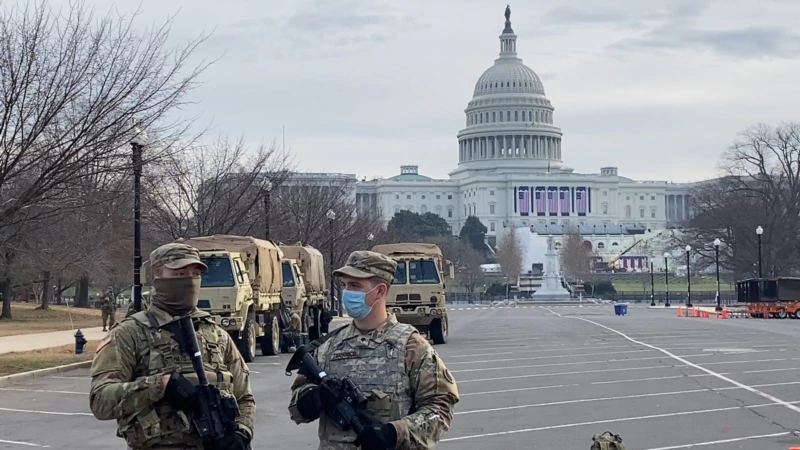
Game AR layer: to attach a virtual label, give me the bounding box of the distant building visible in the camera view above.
[355,7,705,268]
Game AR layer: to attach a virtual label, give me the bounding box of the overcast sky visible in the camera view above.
[50,0,800,183]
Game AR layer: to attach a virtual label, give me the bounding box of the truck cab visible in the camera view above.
[281,259,307,312]
[372,243,454,345]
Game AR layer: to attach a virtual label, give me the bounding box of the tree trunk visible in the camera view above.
[37,271,52,310]
[55,278,63,305]
[75,276,90,308]
[0,277,11,319]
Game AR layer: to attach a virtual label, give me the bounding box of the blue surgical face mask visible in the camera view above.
[342,285,380,319]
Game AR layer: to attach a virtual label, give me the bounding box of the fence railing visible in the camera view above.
[444,290,739,305]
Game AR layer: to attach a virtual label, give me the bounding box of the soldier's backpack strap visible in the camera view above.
[302,323,348,355]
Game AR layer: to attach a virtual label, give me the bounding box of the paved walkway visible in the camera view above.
[0,317,353,355]
[0,326,108,355]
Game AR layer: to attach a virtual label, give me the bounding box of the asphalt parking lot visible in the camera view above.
[4,304,800,449]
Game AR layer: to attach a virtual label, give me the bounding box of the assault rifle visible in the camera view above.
[285,344,370,435]
[171,316,240,448]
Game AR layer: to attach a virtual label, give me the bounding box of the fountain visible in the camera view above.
[531,236,572,301]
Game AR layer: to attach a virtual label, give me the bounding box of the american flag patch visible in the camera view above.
[96,335,112,353]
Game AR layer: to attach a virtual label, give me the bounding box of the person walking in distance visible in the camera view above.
[288,250,460,450]
[89,242,256,450]
[100,289,116,331]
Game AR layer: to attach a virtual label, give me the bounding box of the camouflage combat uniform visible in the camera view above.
[100,292,116,331]
[89,243,255,450]
[288,251,460,450]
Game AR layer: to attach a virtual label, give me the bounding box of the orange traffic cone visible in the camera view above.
[677,307,683,317]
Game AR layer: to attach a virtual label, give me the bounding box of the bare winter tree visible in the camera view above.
[440,238,485,293]
[679,122,800,279]
[496,227,523,284]
[560,229,593,282]
[0,1,213,318]
[144,135,294,240]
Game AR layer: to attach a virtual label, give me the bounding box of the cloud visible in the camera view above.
[204,0,427,60]
[611,25,800,59]
[537,0,711,30]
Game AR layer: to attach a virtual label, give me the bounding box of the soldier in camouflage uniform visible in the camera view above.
[89,243,256,450]
[100,289,117,331]
[288,251,460,450]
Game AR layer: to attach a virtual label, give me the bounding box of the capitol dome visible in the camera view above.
[453,6,564,176]
[473,56,546,97]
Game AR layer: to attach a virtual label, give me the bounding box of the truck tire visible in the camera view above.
[430,317,447,345]
[308,307,320,342]
[235,315,257,363]
[260,315,281,356]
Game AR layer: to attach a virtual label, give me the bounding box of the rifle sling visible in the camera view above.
[304,324,348,354]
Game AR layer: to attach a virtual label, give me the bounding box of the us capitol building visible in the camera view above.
[354,7,697,270]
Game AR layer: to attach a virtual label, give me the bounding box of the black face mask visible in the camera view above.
[152,277,200,316]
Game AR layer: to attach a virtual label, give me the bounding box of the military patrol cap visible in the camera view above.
[149,242,208,273]
[333,250,397,285]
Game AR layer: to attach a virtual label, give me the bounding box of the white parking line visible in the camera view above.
[458,364,691,384]
[446,349,653,365]
[458,381,800,415]
[450,353,711,374]
[565,312,800,415]
[441,405,742,442]
[442,401,798,442]
[0,407,92,416]
[461,383,581,397]
[641,432,791,450]
[0,388,86,395]
[457,388,709,415]
[0,438,49,448]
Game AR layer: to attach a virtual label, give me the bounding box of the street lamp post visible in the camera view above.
[262,179,273,240]
[685,245,692,308]
[663,253,671,307]
[714,238,722,311]
[131,126,147,313]
[650,260,655,306]
[326,209,340,317]
[756,226,763,278]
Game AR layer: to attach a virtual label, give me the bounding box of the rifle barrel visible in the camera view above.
[178,316,209,386]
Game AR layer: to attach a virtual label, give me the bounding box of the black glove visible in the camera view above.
[296,385,322,421]
[163,372,196,411]
[213,430,251,450]
[356,423,397,450]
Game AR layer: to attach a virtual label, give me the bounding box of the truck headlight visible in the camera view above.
[221,318,230,327]
[430,296,437,302]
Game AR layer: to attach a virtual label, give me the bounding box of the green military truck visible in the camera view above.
[371,243,454,345]
[279,244,330,342]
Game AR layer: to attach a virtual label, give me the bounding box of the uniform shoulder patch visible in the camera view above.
[443,367,455,384]
[96,334,113,353]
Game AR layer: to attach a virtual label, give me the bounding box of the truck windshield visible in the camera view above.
[282,262,296,287]
[393,262,407,284]
[200,257,235,288]
[408,260,440,285]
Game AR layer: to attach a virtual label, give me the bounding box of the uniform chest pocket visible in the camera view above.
[202,341,227,367]
[365,389,394,423]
